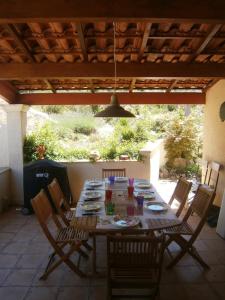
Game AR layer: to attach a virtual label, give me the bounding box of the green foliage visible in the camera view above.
[41,105,66,114]
[164,113,199,169]
[56,113,96,136]
[23,123,61,162]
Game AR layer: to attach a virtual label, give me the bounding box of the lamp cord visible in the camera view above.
[113,21,117,93]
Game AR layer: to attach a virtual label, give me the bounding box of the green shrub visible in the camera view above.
[164,114,198,169]
[41,105,66,114]
[57,114,96,136]
[23,123,61,162]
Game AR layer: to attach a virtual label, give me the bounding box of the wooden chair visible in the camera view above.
[31,190,89,280]
[164,185,216,269]
[48,178,74,226]
[102,168,126,179]
[192,160,221,192]
[205,161,221,190]
[107,234,165,299]
[168,177,192,217]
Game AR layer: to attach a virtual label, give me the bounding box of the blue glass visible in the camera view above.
[108,176,115,185]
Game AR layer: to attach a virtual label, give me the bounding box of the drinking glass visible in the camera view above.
[105,189,112,200]
[127,185,134,197]
[108,176,115,185]
[127,203,135,216]
[128,178,134,186]
[136,195,144,215]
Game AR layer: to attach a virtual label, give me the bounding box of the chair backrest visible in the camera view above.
[183,185,216,241]
[48,178,70,209]
[48,178,71,226]
[206,161,221,190]
[202,160,209,185]
[31,190,63,243]
[102,168,126,179]
[169,177,192,217]
[107,235,165,279]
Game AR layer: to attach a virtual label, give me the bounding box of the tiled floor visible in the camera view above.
[0,191,225,299]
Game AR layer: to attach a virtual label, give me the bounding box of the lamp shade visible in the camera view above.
[94,94,135,118]
[219,102,225,122]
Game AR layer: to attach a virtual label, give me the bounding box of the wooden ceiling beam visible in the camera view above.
[3,24,35,62]
[0,81,17,103]
[17,92,205,105]
[76,23,88,61]
[0,0,224,23]
[139,23,152,59]
[167,80,177,92]
[0,62,225,79]
[203,79,220,92]
[188,24,222,62]
[4,24,56,93]
[129,78,136,92]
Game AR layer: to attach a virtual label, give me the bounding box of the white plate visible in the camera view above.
[112,216,139,228]
[144,201,167,212]
[87,180,102,187]
[135,183,152,189]
[135,191,155,200]
[115,177,128,182]
[84,191,102,200]
[81,203,102,211]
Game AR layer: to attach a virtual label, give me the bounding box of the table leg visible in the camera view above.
[92,234,97,274]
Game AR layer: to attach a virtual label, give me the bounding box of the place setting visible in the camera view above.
[144,201,168,213]
[82,190,103,202]
[85,179,104,190]
[79,201,103,216]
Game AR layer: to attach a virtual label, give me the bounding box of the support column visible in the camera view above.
[3,104,29,205]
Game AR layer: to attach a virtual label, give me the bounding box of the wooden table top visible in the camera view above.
[74,178,181,233]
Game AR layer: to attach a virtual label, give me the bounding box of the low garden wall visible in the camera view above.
[64,140,164,202]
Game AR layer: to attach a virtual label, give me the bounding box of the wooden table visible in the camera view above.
[73,178,181,274]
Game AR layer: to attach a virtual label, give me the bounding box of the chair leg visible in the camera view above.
[188,247,210,269]
[166,248,187,269]
[82,240,93,251]
[40,244,86,280]
[78,248,89,259]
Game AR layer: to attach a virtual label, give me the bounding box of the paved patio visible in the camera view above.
[0,182,225,300]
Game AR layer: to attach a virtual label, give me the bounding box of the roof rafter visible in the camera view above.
[4,24,56,93]
[0,81,17,103]
[1,62,225,79]
[0,0,225,23]
[76,23,88,61]
[139,23,151,59]
[187,24,223,62]
[17,92,205,105]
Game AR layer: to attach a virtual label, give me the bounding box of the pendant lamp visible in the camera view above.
[95,22,135,118]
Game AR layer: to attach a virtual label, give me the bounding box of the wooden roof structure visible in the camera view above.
[0,0,225,105]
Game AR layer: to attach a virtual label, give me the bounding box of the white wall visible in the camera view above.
[0,108,9,167]
[203,79,225,206]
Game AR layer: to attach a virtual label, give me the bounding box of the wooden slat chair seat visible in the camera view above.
[164,185,216,269]
[56,226,88,243]
[31,190,89,280]
[102,168,126,179]
[107,235,165,299]
[168,177,192,217]
[163,221,193,235]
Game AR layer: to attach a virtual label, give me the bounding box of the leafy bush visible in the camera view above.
[164,113,199,169]
[23,124,61,162]
[41,105,66,114]
[57,114,96,136]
